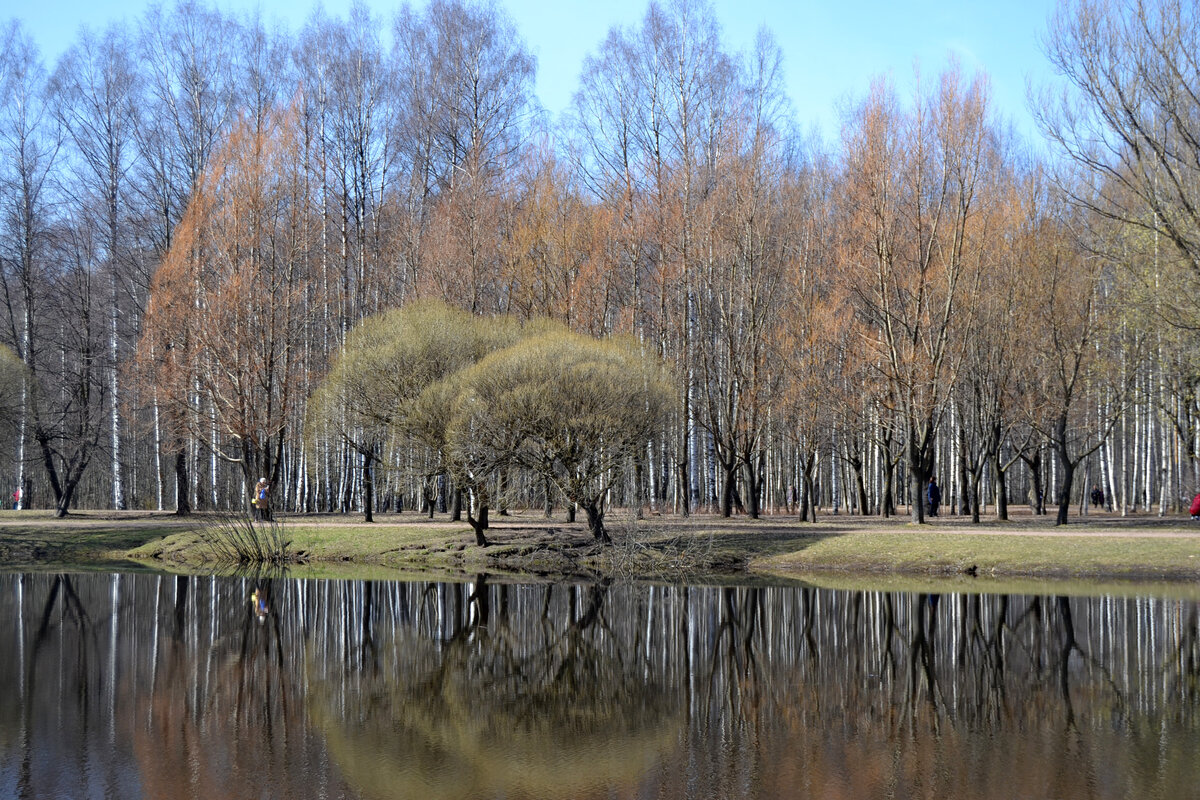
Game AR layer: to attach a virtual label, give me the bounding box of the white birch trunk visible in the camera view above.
[15,368,27,510]
[209,411,218,509]
[948,402,957,514]
[1144,380,1154,512]
[1159,365,1170,515]
[687,364,698,510]
[830,426,839,514]
[1120,345,1129,515]
[109,273,125,509]
[647,439,657,513]
[1050,444,1057,509]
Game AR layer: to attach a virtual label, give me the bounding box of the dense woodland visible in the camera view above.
[1,0,1199,527]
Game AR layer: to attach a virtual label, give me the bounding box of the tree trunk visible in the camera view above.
[908,468,928,524]
[467,490,489,547]
[362,448,375,523]
[584,501,610,543]
[174,447,191,516]
[799,455,817,523]
[634,458,645,520]
[676,459,690,517]
[1025,450,1045,515]
[850,457,869,515]
[423,478,436,520]
[958,430,971,516]
[1056,459,1076,525]
[969,466,981,524]
[109,273,126,511]
[720,461,736,518]
[881,460,895,517]
[992,452,1009,520]
[906,420,935,524]
[743,454,764,520]
[1055,418,1075,526]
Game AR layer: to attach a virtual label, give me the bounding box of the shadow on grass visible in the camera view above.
[0,521,197,572]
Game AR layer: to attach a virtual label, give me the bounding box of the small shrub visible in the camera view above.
[604,510,716,581]
[203,513,292,567]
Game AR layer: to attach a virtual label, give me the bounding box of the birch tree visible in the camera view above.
[0,22,60,510]
[50,24,140,510]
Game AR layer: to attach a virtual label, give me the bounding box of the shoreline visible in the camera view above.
[1,509,1198,591]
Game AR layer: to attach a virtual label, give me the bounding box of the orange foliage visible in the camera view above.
[137,103,313,491]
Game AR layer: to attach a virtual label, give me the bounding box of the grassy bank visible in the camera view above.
[124,513,751,582]
[751,529,1200,581]
[0,511,193,572]
[1,508,1199,589]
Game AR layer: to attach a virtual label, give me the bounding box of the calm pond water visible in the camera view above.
[0,573,1198,799]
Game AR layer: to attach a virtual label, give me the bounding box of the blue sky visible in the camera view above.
[13,0,1061,144]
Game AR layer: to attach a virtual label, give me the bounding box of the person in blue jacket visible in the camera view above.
[926,477,941,518]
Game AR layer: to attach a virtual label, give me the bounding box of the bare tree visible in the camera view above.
[0,22,61,510]
[134,0,240,513]
[138,107,312,512]
[837,67,998,523]
[1023,200,1126,525]
[50,23,140,510]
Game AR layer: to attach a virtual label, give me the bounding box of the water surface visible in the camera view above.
[1,573,1197,798]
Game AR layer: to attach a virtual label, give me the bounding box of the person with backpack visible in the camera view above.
[253,477,271,521]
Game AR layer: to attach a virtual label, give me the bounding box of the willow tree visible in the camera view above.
[305,311,408,523]
[448,331,673,542]
[306,300,523,523]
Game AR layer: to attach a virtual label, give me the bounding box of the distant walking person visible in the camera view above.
[1190,490,1200,520]
[926,478,941,518]
[1090,485,1104,509]
[253,477,271,521]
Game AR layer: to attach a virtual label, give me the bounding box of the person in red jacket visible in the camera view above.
[1190,490,1200,520]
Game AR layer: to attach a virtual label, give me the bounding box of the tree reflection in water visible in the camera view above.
[0,573,1197,799]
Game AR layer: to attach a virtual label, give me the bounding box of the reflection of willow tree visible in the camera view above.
[307,576,682,800]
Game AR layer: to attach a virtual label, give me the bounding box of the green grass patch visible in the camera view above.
[754,530,1200,582]
[130,521,477,568]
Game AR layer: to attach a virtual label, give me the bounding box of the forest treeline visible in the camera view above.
[1,0,1198,526]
